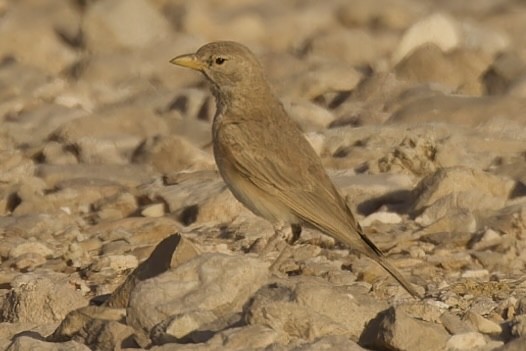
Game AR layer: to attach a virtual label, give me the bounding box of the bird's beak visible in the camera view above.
[169,54,205,71]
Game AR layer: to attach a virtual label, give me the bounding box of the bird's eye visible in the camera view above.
[215,57,226,65]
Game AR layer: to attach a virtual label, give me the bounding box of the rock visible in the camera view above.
[389,95,526,132]
[94,192,138,222]
[470,228,503,251]
[149,171,255,225]
[127,252,269,346]
[282,99,335,131]
[509,315,526,337]
[181,2,266,46]
[132,135,214,174]
[426,251,473,272]
[361,212,402,227]
[151,309,219,343]
[82,0,171,52]
[0,62,67,121]
[13,252,47,271]
[262,2,339,51]
[150,325,284,351]
[360,305,450,351]
[0,322,56,351]
[91,254,139,274]
[279,61,363,100]
[0,212,76,241]
[412,166,514,215]
[36,164,157,188]
[16,96,84,143]
[48,305,126,342]
[51,102,170,158]
[491,153,526,185]
[440,311,476,334]
[78,319,136,351]
[509,75,526,98]
[393,12,508,64]
[460,17,510,55]
[416,207,477,235]
[394,44,490,95]
[337,0,424,30]
[141,203,165,218]
[461,270,490,279]
[306,28,389,66]
[195,186,255,225]
[38,141,79,165]
[290,335,368,350]
[517,298,526,316]
[464,311,502,335]
[0,2,79,74]
[63,242,93,270]
[106,233,200,308]
[85,217,182,252]
[393,13,462,64]
[9,240,53,259]
[445,332,487,351]
[332,72,411,126]
[12,176,133,216]
[493,336,526,351]
[376,134,439,177]
[165,88,213,122]
[47,305,137,350]
[329,172,414,215]
[1,272,88,324]
[246,278,387,341]
[0,147,35,185]
[6,336,90,351]
[483,52,526,95]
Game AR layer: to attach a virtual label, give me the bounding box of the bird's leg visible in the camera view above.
[290,223,302,244]
[257,222,287,255]
[249,222,301,254]
[248,223,302,272]
[262,223,299,273]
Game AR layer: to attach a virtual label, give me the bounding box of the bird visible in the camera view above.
[170,41,422,299]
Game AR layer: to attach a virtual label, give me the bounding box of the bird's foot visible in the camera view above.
[256,224,301,274]
[247,223,301,254]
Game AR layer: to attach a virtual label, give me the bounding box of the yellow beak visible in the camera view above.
[169,54,205,71]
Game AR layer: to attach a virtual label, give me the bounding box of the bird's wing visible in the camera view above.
[217,114,378,255]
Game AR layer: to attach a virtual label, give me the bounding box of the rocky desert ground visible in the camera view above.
[2,0,526,350]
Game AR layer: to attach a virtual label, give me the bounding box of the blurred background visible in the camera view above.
[2,2,526,349]
[2,0,526,152]
[2,0,526,216]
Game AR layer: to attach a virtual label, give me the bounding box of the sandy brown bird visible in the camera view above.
[170,41,422,299]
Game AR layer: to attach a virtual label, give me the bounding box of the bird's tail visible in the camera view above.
[357,228,422,299]
[375,254,422,299]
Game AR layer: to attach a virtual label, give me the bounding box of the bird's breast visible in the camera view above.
[211,112,298,225]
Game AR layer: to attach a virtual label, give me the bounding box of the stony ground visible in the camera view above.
[1,0,526,350]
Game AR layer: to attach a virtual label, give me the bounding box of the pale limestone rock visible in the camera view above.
[1,272,88,324]
[132,135,214,174]
[127,253,269,346]
[464,311,502,335]
[247,277,386,341]
[141,203,165,218]
[83,0,171,52]
[446,332,487,351]
[361,306,450,351]
[393,13,462,63]
[6,337,90,351]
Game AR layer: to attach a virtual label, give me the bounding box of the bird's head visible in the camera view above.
[170,41,269,99]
